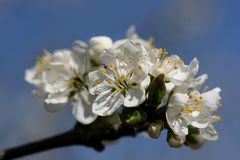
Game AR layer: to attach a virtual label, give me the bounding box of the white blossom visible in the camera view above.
[25,27,222,141]
[166,88,221,136]
[158,57,208,108]
[25,47,97,124]
[88,41,150,116]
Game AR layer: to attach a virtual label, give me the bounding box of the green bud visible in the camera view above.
[167,131,185,148]
[185,128,206,149]
[186,133,206,149]
[147,120,165,138]
[147,74,166,108]
[119,108,147,128]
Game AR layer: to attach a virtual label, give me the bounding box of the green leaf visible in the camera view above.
[147,74,166,108]
[119,107,147,128]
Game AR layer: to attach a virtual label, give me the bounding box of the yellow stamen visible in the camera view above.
[204,85,209,92]
[106,79,112,84]
[95,79,101,85]
[108,63,115,70]
[99,66,106,74]
[212,115,221,122]
[147,36,154,45]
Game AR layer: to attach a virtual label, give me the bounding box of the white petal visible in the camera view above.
[42,65,70,93]
[73,40,88,55]
[88,70,111,95]
[189,58,199,78]
[166,112,188,136]
[166,55,190,86]
[124,87,146,107]
[200,124,219,141]
[191,74,208,88]
[140,76,151,89]
[186,119,209,129]
[51,50,79,70]
[168,67,190,86]
[45,92,68,104]
[100,52,117,66]
[122,41,147,63]
[25,68,42,86]
[132,65,149,84]
[92,90,124,116]
[44,102,66,112]
[168,93,189,107]
[72,94,97,125]
[202,87,221,111]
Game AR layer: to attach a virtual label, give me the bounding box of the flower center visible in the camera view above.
[181,92,203,116]
[151,48,183,76]
[68,76,84,90]
[98,63,131,91]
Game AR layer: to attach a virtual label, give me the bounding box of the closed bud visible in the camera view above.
[119,108,147,128]
[147,120,165,138]
[185,133,206,149]
[88,36,113,64]
[147,74,166,108]
[167,131,185,148]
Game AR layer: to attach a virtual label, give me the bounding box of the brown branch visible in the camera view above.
[0,116,150,160]
[1,129,80,160]
[0,102,166,160]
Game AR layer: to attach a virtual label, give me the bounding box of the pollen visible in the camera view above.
[99,66,106,74]
[188,93,193,99]
[147,36,154,45]
[212,115,221,122]
[159,48,163,54]
[95,79,101,84]
[204,85,209,92]
[194,98,200,103]
[182,105,193,113]
[106,79,112,84]
[108,63,115,70]
[194,104,202,112]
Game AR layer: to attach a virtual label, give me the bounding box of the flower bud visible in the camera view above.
[88,36,113,64]
[147,74,166,108]
[147,120,164,138]
[167,131,185,148]
[119,108,147,128]
[185,133,206,149]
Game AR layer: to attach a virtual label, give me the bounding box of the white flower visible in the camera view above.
[166,88,221,136]
[158,58,208,108]
[88,41,150,116]
[146,49,195,86]
[26,47,97,124]
[42,49,83,104]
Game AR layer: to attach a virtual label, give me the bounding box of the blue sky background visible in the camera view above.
[0,0,239,159]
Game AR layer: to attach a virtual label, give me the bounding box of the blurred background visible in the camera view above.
[0,0,239,159]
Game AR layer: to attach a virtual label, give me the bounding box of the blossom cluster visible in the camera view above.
[25,27,221,147]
